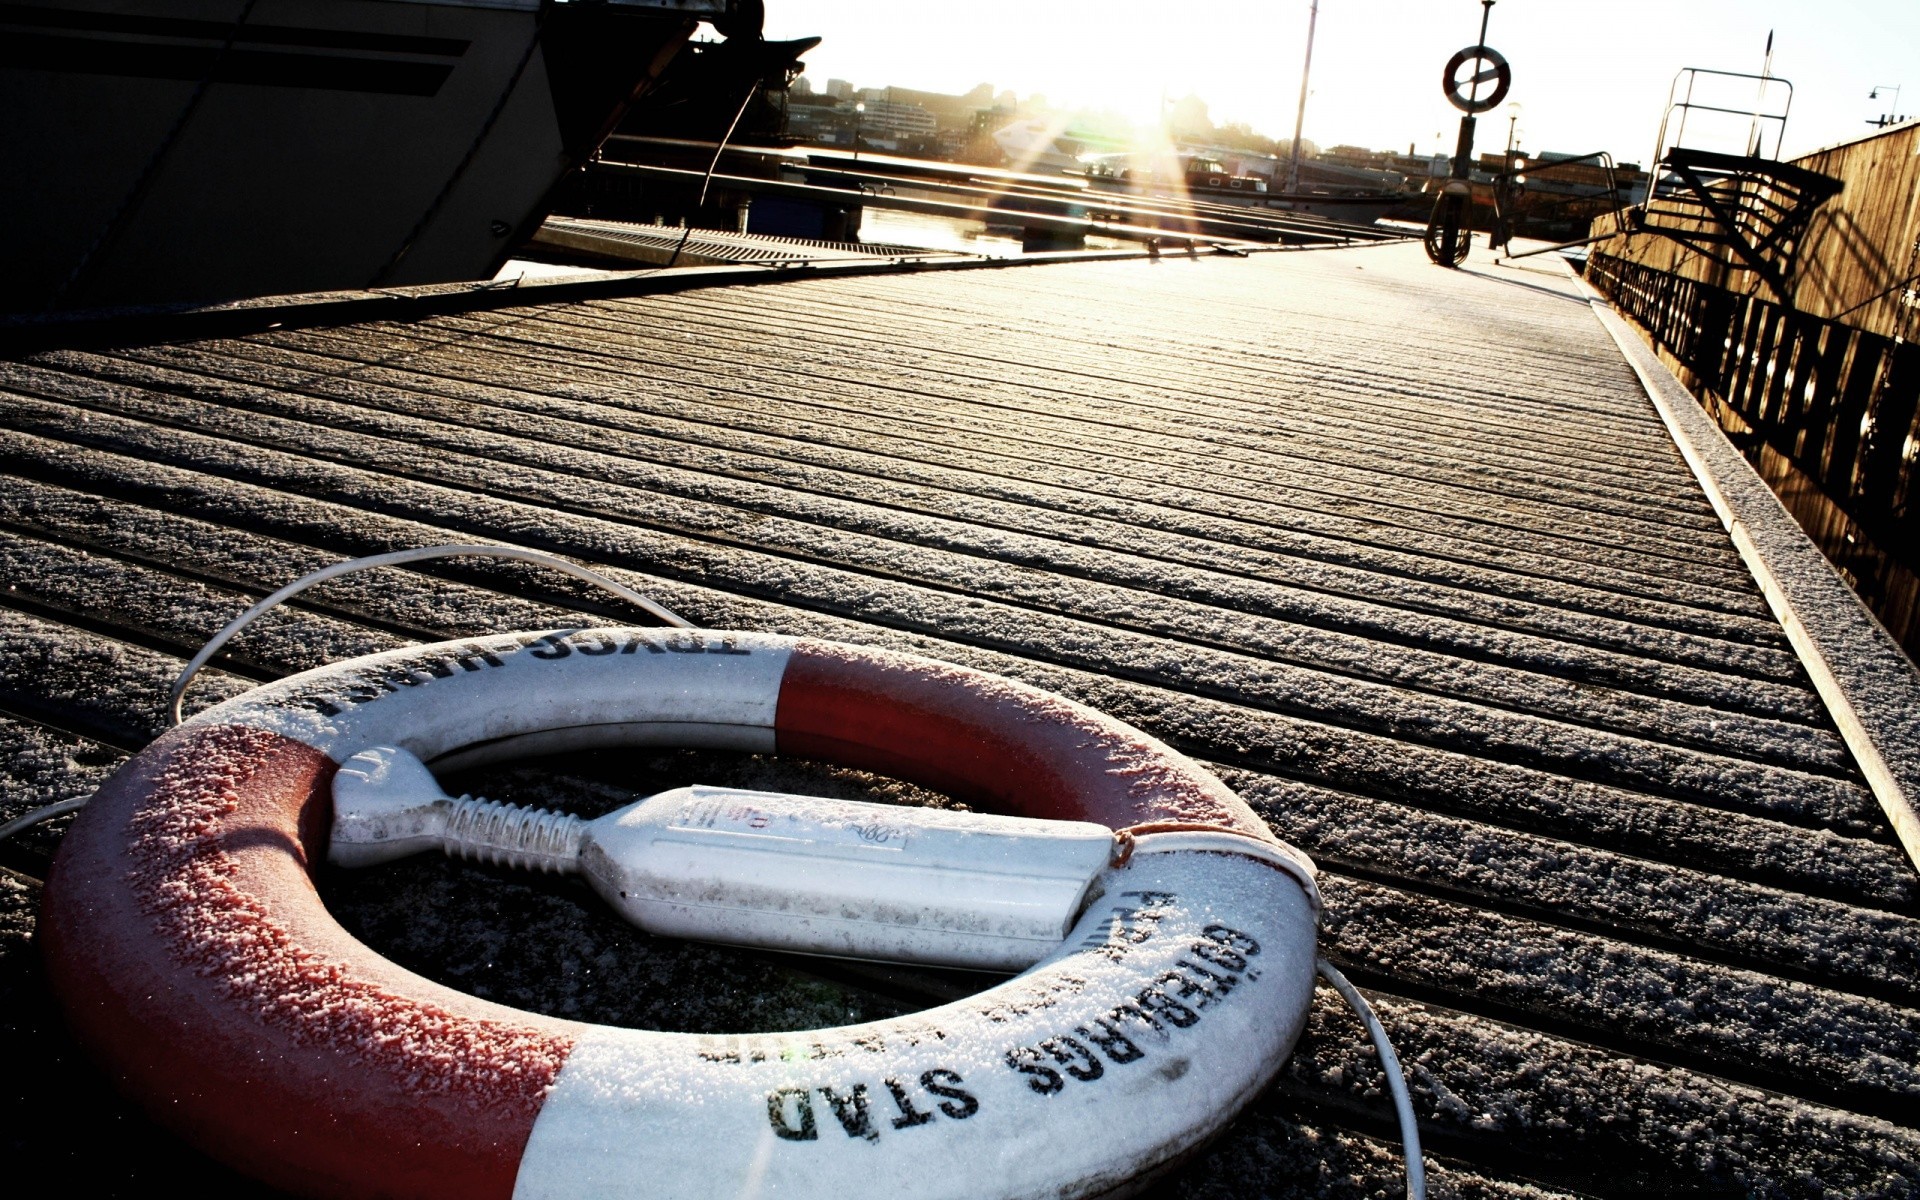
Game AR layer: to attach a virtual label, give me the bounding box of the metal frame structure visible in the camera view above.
[1651,67,1795,170]
[1631,68,1840,299]
[1491,151,1625,260]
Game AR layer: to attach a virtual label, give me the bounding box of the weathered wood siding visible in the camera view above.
[1593,120,1920,338]
[1794,121,1920,336]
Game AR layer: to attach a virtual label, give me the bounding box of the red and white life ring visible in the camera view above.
[44,629,1319,1200]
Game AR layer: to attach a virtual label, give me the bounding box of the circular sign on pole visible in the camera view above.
[1443,44,1511,113]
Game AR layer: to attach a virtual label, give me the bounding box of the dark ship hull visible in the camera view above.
[1,0,740,314]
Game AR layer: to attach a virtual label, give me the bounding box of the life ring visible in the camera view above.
[1442,44,1511,114]
[43,629,1320,1200]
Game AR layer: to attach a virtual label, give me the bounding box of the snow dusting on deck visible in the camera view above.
[3,242,1916,1197]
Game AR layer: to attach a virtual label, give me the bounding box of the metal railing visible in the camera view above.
[1589,251,1919,652]
[1652,67,1795,173]
[1491,151,1626,258]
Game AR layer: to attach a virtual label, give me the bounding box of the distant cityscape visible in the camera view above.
[782,74,1330,173]
[775,72,1651,234]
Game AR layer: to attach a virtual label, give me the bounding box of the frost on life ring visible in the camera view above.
[43,629,1320,1200]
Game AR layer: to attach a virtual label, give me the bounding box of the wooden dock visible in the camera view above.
[3,241,1918,1196]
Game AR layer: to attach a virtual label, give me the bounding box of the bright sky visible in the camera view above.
[763,1,1919,162]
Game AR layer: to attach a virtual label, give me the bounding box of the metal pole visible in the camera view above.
[1451,0,1492,179]
[1499,107,1518,251]
[1457,0,1495,170]
[1286,0,1319,194]
[1430,0,1493,267]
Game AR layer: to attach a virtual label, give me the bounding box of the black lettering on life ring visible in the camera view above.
[284,644,516,716]
[1075,893,1174,959]
[976,975,1086,1024]
[1202,924,1261,957]
[1177,956,1239,1000]
[884,1078,934,1129]
[920,1069,979,1119]
[1076,1019,1144,1064]
[522,630,758,658]
[770,1071,981,1139]
[1189,939,1247,973]
[767,1087,817,1140]
[1042,1035,1104,1082]
[391,647,505,678]
[818,1083,878,1141]
[1156,967,1222,1012]
[1005,1046,1065,1095]
[1134,983,1200,1029]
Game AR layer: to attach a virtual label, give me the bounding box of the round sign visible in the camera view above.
[1442,44,1511,113]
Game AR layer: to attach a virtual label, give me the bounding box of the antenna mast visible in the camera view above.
[1750,29,1774,156]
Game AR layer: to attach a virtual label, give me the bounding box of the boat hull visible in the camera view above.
[1,0,702,313]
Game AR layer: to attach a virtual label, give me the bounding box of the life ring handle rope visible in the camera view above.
[1318,958,1426,1199]
[169,543,692,724]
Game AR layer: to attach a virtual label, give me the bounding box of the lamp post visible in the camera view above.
[853,100,865,159]
[1492,103,1523,253]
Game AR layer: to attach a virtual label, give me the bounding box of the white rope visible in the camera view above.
[1317,957,1426,1200]
[0,795,91,845]
[170,544,691,724]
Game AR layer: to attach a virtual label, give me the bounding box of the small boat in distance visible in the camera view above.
[2,0,758,315]
[990,117,1126,172]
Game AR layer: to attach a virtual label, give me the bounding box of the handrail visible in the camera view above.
[1653,67,1795,169]
[1491,151,1624,259]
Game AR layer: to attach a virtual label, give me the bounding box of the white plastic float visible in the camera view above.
[43,625,1329,1200]
[333,745,1126,971]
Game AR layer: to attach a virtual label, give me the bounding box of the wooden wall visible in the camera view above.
[1593,120,1920,339]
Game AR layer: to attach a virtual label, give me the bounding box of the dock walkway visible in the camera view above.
[3,242,1917,1197]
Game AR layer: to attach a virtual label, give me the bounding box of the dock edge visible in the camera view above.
[1583,281,1920,872]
